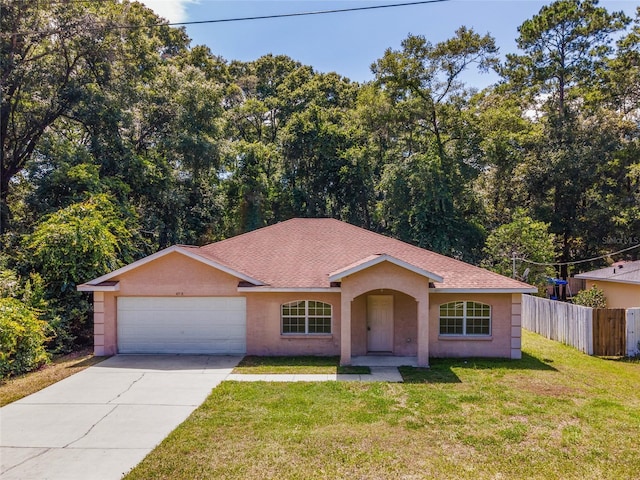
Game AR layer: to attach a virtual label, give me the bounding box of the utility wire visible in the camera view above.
[162,0,451,28]
[515,243,640,267]
[1,0,450,38]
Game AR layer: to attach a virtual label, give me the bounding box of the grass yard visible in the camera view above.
[0,349,105,406]
[234,355,370,374]
[126,331,640,480]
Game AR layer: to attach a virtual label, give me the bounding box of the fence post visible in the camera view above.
[627,309,640,357]
[587,308,594,356]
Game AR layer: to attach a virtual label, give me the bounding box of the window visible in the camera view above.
[282,300,332,335]
[439,301,491,336]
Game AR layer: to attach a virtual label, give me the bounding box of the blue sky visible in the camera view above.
[142,0,638,89]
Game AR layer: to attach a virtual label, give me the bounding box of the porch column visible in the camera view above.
[340,296,352,365]
[417,283,430,367]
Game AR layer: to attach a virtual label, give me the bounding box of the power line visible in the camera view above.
[163,0,451,28]
[1,0,451,38]
[515,243,640,267]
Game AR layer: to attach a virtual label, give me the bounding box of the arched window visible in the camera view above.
[281,300,332,335]
[439,301,491,336]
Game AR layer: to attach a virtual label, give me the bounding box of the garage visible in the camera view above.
[117,297,246,354]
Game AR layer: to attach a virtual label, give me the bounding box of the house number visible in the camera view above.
[176,292,184,296]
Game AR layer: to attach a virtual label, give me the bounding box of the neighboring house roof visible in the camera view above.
[575,260,640,286]
[80,218,535,292]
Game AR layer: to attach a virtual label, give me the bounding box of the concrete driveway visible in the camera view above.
[0,355,241,480]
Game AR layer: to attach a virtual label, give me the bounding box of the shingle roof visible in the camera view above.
[195,218,534,291]
[575,260,640,285]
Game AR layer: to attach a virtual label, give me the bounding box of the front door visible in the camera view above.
[367,295,394,352]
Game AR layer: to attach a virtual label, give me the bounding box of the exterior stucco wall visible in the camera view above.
[95,252,243,355]
[350,291,417,356]
[245,292,341,356]
[114,252,239,296]
[585,280,640,309]
[92,251,522,361]
[340,262,430,365]
[429,293,514,358]
[394,292,418,356]
[351,295,367,356]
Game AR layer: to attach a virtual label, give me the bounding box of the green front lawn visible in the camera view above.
[126,331,640,480]
[234,355,370,374]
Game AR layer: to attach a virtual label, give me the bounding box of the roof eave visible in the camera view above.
[77,282,120,292]
[574,275,640,286]
[430,287,538,294]
[237,287,342,293]
[79,245,265,287]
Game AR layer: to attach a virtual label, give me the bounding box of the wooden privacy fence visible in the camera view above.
[522,296,636,356]
[522,295,593,354]
[593,309,626,356]
[628,309,640,357]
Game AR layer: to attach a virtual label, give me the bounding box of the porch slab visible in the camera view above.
[350,356,418,367]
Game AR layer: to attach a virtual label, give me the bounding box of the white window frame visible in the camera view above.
[439,301,491,337]
[281,300,332,335]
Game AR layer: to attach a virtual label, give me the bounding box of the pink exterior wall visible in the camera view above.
[92,251,522,361]
[245,292,341,356]
[115,252,239,296]
[96,252,243,355]
[339,261,430,366]
[350,291,417,356]
[429,293,514,358]
[394,292,418,356]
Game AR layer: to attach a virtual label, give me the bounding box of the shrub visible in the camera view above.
[573,285,607,308]
[0,297,51,377]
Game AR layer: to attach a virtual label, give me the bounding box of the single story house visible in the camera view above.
[575,260,640,309]
[79,218,536,366]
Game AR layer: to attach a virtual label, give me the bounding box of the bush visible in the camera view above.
[0,297,51,377]
[573,285,607,308]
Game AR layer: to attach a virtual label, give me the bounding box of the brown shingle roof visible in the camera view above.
[194,218,533,291]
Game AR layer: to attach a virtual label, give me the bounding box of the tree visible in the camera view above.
[500,0,631,286]
[0,297,51,377]
[0,0,189,232]
[482,209,556,292]
[24,194,137,349]
[506,0,629,116]
[369,28,498,260]
[279,72,361,220]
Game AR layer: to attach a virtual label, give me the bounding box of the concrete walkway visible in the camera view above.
[227,366,403,382]
[0,355,241,480]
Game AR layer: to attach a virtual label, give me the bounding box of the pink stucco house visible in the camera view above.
[78,218,535,366]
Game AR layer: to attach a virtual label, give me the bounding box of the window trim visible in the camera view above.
[439,301,491,337]
[281,300,332,335]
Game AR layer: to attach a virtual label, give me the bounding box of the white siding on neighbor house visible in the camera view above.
[117,297,246,354]
[521,295,593,355]
[627,308,640,357]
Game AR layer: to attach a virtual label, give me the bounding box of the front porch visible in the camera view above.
[330,256,441,368]
[350,355,418,367]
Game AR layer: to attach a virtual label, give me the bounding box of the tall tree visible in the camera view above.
[501,0,631,287]
[369,28,498,260]
[0,0,188,232]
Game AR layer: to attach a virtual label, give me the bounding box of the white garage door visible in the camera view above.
[117,297,246,354]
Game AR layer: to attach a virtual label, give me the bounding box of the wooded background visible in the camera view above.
[1,0,638,354]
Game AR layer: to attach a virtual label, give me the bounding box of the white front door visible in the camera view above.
[367,295,394,352]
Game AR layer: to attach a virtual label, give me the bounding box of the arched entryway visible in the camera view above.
[350,289,418,357]
[332,259,434,367]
